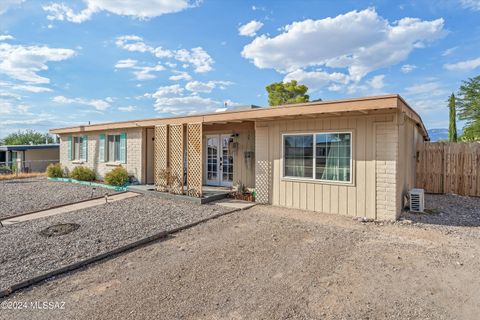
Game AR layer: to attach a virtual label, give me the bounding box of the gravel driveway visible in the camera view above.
[1,194,479,319]
[0,178,117,219]
[0,193,232,291]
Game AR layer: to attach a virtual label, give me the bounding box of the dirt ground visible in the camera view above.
[1,200,479,319]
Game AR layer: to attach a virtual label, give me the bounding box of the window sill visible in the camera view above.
[281,177,355,187]
[105,162,122,167]
[72,160,85,164]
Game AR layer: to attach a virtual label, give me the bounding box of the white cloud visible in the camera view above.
[239,20,264,37]
[114,58,138,68]
[118,105,136,112]
[114,58,165,80]
[0,42,75,84]
[460,0,480,11]
[405,82,446,95]
[185,80,233,93]
[169,70,192,81]
[43,0,196,23]
[252,5,266,11]
[444,57,480,71]
[242,8,445,83]
[174,47,213,73]
[116,35,214,73]
[12,84,52,93]
[0,35,14,41]
[283,69,349,92]
[442,47,457,56]
[148,84,234,115]
[401,64,416,73]
[367,75,385,89]
[0,0,24,15]
[151,84,184,98]
[53,95,111,111]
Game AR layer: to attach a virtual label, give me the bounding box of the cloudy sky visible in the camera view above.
[0,0,479,137]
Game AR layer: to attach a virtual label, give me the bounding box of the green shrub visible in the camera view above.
[46,163,64,178]
[69,166,96,181]
[104,166,129,186]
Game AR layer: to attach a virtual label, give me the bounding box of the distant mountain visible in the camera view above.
[427,128,464,142]
[428,128,449,142]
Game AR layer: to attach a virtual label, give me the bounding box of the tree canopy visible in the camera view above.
[457,75,480,141]
[448,93,457,142]
[1,130,54,145]
[266,80,310,106]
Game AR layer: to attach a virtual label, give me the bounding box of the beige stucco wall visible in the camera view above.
[59,128,145,183]
[254,111,411,220]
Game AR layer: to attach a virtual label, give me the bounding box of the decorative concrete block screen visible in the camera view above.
[186,123,203,197]
[255,126,270,203]
[169,124,184,194]
[154,125,169,191]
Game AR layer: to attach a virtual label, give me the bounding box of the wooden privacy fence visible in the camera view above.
[416,142,480,196]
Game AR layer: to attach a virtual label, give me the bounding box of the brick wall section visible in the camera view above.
[59,128,144,183]
[375,122,398,220]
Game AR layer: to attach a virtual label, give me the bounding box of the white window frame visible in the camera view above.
[281,131,353,184]
[107,134,121,163]
[73,136,85,161]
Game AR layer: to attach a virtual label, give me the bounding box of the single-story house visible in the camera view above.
[50,94,428,220]
[0,144,60,172]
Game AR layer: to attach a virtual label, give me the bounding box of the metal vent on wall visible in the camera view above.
[409,188,425,213]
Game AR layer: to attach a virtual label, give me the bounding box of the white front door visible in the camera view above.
[205,134,233,187]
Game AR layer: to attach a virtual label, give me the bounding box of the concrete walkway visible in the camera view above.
[1,192,140,226]
[215,199,256,210]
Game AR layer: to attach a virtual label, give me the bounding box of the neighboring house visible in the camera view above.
[0,144,60,172]
[50,94,428,220]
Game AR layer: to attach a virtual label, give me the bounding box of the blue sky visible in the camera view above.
[1,0,480,138]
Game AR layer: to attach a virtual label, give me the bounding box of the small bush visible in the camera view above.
[46,163,64,178]
[69,166,96,181]
[104,166,129,186]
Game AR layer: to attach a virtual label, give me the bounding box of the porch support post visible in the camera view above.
[169,124,185,194]
[154,125,169,191]
[186,123,203,197]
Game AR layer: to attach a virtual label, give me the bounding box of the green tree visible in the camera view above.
[266,80,310,106]
[457,75,480,141]
[448,93,457,142]
[2,130,54,145]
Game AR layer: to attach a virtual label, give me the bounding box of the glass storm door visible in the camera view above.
[205,134,233,187]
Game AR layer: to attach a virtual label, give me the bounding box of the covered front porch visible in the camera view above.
[152,120,256,199]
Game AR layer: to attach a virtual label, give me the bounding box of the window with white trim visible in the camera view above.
[283,132,352,182]
[107,135,121,162]
[73,136,86,161]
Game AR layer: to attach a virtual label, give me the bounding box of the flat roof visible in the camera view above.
[0,144,60,151]
[50,94,428,139]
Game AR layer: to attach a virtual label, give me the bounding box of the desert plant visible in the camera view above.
[46,163,64,178]
[104,166,129,186]
[69,166,96,181]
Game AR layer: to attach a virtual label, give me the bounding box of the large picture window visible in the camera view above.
[283,132,352,183]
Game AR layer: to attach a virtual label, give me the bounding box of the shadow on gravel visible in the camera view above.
[402,193,480,227]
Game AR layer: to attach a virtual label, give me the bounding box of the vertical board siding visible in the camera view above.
[255,111,407,220]
[416,142,480,196]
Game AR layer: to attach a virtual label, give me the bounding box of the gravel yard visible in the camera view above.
[0,178,117,219]
[0,193,232,291]
[1,193,479,319]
